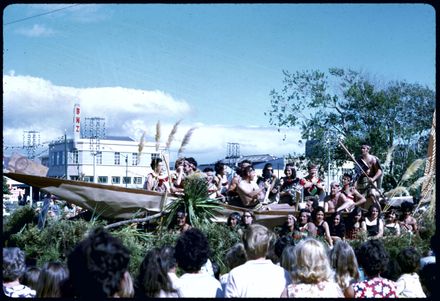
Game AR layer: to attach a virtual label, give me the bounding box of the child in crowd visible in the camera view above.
[384,208,401,236]
[395,247,426,297]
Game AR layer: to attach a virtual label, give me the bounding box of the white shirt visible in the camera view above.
[175,272,223,298]
[396,273,426,298]
[224,259,291,297]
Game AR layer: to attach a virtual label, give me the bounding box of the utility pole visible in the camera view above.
[64,130,68,179]
[125,155,128,188]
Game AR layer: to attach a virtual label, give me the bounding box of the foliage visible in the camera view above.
[198,222,241,274]
[10,219,95,267]
[163,174,223,229]
[3,176,11,194]
[3,205,37,245]
[266,68,435,183]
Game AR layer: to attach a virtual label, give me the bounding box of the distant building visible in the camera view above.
[46,136,167,189]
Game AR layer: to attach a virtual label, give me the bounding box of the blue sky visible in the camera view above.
[3,4,435,163]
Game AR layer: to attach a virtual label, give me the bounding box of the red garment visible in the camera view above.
[353,277,397,298]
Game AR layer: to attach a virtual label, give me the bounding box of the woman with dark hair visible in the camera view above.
[279,164,300,205]
[353,239,397,297]
[361,203,384,238]
[174,228,223,297]
[144,157,170,193]
[345,207,364,240]
[21,267,40,292]
[3,247,36,297]
[312,206,332,247]
[135,247,179,297]
[214,161,229,197]
[293,209,317,240]
[226,212,242,231]
[384,208,401,236]
[399,201,418,234]
[395,247,426,297]
[257,163,280,204]
[328,211,346,243]
[36,261,69,297]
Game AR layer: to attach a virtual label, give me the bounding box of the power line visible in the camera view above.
[4,4,81,26]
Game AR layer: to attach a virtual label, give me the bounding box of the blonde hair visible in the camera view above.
[243,224,273,260]
[329,240,360,289]
[291,238,333,284]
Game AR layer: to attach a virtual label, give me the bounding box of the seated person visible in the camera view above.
[236,166,269,208]
[338,173,366,212]
[256,163,280,204]
[324,181,341,213]
[384,208,401,236]
[279,164,300,205]
[299,163,326,203]
[399,201,418,235]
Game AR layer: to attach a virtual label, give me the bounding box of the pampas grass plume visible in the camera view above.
[166,120,181,149]
[177,127,196,157]
[401,159,425,182]
[155,121,161,152]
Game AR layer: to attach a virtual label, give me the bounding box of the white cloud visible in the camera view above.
[3,74,304,164]
[15,24,56,37]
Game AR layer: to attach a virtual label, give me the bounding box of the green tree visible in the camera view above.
[3,176,11,194]
[266,68,435,183]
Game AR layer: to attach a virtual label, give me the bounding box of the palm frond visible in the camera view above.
[409,176,427,191]
[177,127,196,157]
[383,145,395,170]
[384,186,410,197]
[165,120,182,149]
[137,131,146,164]
[155,121,161,152]
[401,159,425,182]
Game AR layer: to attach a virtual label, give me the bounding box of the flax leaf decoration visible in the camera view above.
[177,127,196,157]
[166,120,181,149]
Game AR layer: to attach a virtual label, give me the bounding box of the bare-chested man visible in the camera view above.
[399,201,418,235]
[324,181,341,213]
[338,173,366,212]
[355,143,383,210]
[236,165,269,208]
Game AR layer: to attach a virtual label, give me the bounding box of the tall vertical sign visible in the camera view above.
[73,104,81,145]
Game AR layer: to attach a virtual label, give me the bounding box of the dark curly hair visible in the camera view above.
[65,227,130,298]
[3,247,27,282]
[357,239,389,277]
[175,228,210,273]
[396,247,420,274]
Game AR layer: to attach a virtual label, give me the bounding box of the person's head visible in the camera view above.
[214,161,226,175]
[298,209,312,225]
[356,239,389,278]
[361,142,371,154]
[342,173,353,186]
[306,197,319,212]
[150,157,164,173]
[286,213,296,228]
[21,267,40,291]
[185,157,198,169]
[176,210,189,228]
[203,167,215,182]
[175,228,210,273]
[174,157,185,170]
[385,208,398,223]
[280,245,296,273]
[330,181,340,195]
[329,240,359,289]
[36,261,69,298]
[397,247,421,274]
[274,235,295,260]
[136,247,173,297]
[242,224,273,260]
[159,245,177,273]
[348,206,363,223]
[307,163,318,176]
[368,203,381,218]
[291,238,333,284]
[3,247,27,282]
[262,163,274,179]
[401,201,414,216]
[238,160,252,177]
[224,243,247,271]
[241,165,256,181]
[311,206,325,223]
[66,227,130,298]
[227,212,241,228]
[242,210,254,226]
[331,211,343,227]
[284,163,296,178]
